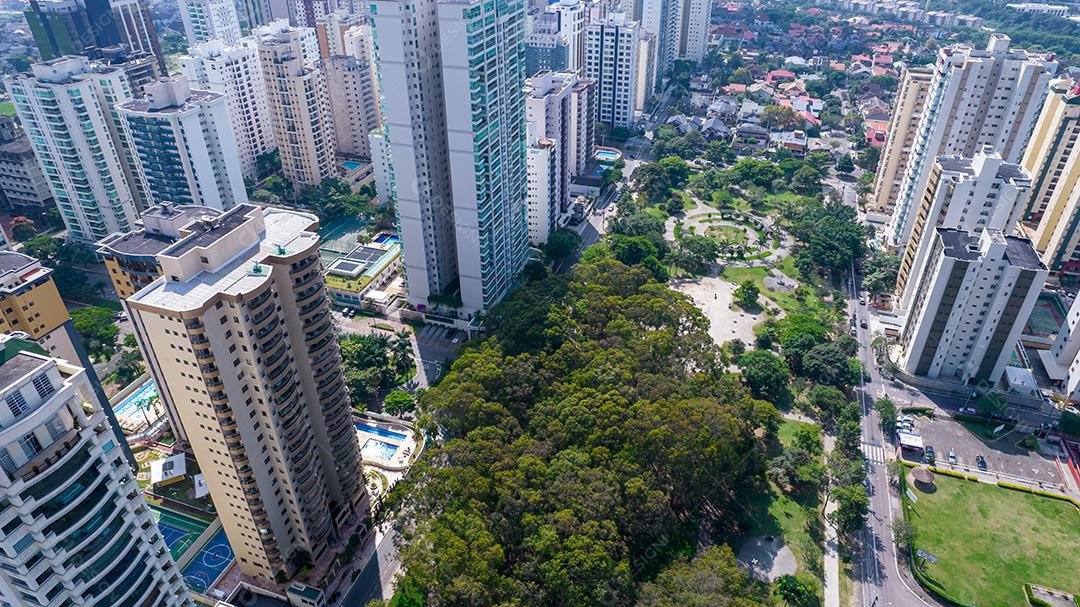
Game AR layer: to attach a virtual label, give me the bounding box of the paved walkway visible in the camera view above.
[822,434,840,607]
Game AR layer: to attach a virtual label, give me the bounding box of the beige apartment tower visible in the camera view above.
[1026,79,1080,278]
[124,204,365,581]
[257,24,339,188]
[871,67,932,216]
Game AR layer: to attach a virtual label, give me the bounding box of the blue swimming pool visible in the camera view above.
[354,422,408,442]
[114,380,158,418]
[362,438,399,463]
[341,160,364,171]
[373,233,401,245]
[595,149,620,161]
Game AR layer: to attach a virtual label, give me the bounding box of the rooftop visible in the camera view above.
[936,228,983,261]
[1002,234,1044,270]
[0,351,47,393]
[130,206,320,312]
[117,89,219,115]
[97,205,223,257]
[0,252,35,276]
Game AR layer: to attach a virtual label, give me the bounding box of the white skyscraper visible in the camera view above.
[181,39,278,180]
[630,0,708,70]
[0,334,192,607]
[895,149,1031,310]
[119,75,248,210]
[886,34,1056,247]
[371,0,529,319]
[179,0,243,45]
[585,11,640,128]
[899,228,1047,385]
[5,57,141,243]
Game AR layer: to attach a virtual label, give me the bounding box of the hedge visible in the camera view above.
[966,475,980,482]
[1025,584,1053,607]
[927,467,967,479]
[901,406,934,416]
[996,482,1080,510]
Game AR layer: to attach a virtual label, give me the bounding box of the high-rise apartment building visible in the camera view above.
[524,0,585,75]
[370,0,530,317]
[180,0,243,45]
[1045,294,1080,401]
[895,150,1031,310]
[526,139,557,245]
[119,76,248,211]
[629,0,707,70]
[0,335,191,607]
[525,71,594,225]
[635,31,658,113]
[124,203,366,581]
[315,9,366,57]
[675,0,710,63]
[97,203,223,299]
[97,47,163,97]
[23,0,120,60]
[257,22,339,188]
[0,116,54,214]
[0,251,82,367]
[886,34,1056,247]
[321,22,381,161]
[871,67,933,216]
[1025,79,1080,277]
[111,0,166,71]
[585,11,640,128]
[899,228,1046,385]
[5,56,141,243]
[181,40,278,180]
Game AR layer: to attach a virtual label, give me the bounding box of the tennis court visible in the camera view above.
[151,504,209,561]
[181,528,234,593]
[318,215,369,258]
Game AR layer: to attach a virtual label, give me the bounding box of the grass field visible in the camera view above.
[905,475,1080,606]
[741,420,824,597]
[708,224,748,245]
[722,260,825,315]
[0,102,15,117]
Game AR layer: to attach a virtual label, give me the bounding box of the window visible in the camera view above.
[44,415,65,441]
[31,374,53,399]
[18,434,42,459]
[5,392,27,418]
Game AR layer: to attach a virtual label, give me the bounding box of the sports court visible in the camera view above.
[1025,291,1067,337]
[151,504,210,561]
[318,215,369,263]
[181,528,235,593]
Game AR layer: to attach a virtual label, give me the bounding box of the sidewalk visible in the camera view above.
[822,435,840,607]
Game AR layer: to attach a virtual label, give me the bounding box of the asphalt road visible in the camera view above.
[340,525,401,606]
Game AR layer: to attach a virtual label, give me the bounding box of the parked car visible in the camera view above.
[924,446,936,465]
[975,455,987,470]
[860,319,868,329]
[948,449,957,464]
[960,406,977,414]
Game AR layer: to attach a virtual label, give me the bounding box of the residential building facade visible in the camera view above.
[181,39,278,180]
[871,67,932,216]
[1025,79,1080,277]
[119,76,247,211]
[0,336,191,607]
[322,53,381,159]
[0,117,54,213]
[179,0,243,45]
[110,0,166,71]
[124,204,367,582]
[584,11,640,128]
[896,150,1031,310]
[370,0,530,318]
[899,227,1047,386]
[257,23,339,188]
[526,139,557,245]
[5,57,141,243]
[885,34,1055,247]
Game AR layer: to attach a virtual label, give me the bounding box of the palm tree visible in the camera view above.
[390,330,413,376]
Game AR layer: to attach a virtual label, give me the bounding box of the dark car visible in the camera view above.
[924,446,936,465]
[975,455,987,470]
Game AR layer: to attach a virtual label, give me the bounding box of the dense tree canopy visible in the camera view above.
[382,257,781,606]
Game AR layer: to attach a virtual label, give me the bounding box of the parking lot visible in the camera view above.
[898,412,1066,486]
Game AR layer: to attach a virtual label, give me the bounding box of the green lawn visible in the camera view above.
[0,102,15,117]
[721,261,825,315]
[708,224,748,245]
[904,475,1080,606]
[741,419,824,597]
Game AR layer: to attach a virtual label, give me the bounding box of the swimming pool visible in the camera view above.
[594,149,621,161]
[341,160,364,171]
[354,422,408,442]
[373,233,401,245]
[114,380,158,418]
[362,438,399,463]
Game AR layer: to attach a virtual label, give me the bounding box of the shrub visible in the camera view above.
[929,467,967,480]
[1025,584,1053,607]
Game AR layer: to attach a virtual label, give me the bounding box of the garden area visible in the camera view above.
[135,446,216,515]
[902,473,1080,606]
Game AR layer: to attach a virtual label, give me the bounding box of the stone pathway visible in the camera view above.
[665,197,791,267]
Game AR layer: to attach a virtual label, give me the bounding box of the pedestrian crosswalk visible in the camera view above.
[861,442,886,464]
